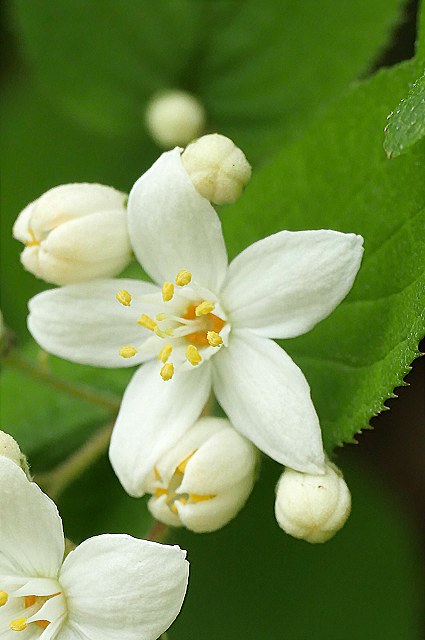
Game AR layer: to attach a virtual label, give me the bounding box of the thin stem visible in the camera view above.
[4,351,121,413]
[36,422,113,500]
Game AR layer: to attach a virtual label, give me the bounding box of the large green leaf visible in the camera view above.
[171,456,424,639]
[11,0,405,162]
[384,71,425,157]
[221,59,425,450]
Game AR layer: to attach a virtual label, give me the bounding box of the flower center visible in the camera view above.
[153,452,215,514]
[182,304,225,346]
[3,592,61,632]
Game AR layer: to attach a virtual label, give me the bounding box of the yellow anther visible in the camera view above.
[189,493,216,503]
[175,269,192,286]
[154,487,168,498]
[10,618,27,632]
[119,346,138,358]
[176,450,196,474]
[116,289,132,306]
[207,331,223,347]
[158,344,173,363]
[162,282,174,302]
[138,314,157,331]
[0,591,8,607]
[156,313,167,321]
[195,300,215,316]
[160,362,175,381]
[186,344,202,366]
[154,327,166,338]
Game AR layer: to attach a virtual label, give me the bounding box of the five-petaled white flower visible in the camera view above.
[0,454,189,639]
[28,148,364,496]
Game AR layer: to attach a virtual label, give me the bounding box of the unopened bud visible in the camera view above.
[274,460,351,543]
[13,183,132,286]
[145,90,206,148]
[181,133,251,205]
[0,431,30,477]
[144,417,258,533]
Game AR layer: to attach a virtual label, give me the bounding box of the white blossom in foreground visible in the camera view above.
[274,460,352,543]
[0,454,189,639]
[145,90,206,148]
[145,417,258,532]
[181,133,252,204]
[28,148,364,496]
[13,184,132,285]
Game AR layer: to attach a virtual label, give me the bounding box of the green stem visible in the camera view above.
[36,422,113,500]
[4,351,121,413]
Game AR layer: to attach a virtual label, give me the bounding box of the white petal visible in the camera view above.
[13,200,36,243]
[212,330,325,473]
[128,148,228,293]
[221,230,364,338]
[0,457,64,578]
[28,279,160,367]
[59,535,189,640]
[109,360,212,496]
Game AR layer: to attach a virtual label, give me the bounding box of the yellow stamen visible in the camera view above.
[138,314,157,331]
[175,269,192,286]
[207,331,223,347]
[186,344,202,366]
[158,344,173,363]
[162,282,174,302]
[160,362,175,381]
[176,450,196,474]
[195,300,215,316]
[10,618,27,632]
[189,493,216,503]
[153,466,162,481]
[154,327,166,338]
[154,488,168,497]
[156,313,167,321]
[119,346,138,358]
[116,289,132,306]
[164,327,174,336]
[0,591,8,607]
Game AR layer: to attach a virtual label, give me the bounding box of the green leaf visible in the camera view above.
[11,0,405,161]
[221,59,425,450]
[171,457,424,639]
[384,71,425,157]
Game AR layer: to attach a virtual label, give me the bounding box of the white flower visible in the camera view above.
[27,148,364,496]
[144,416,258,533]
[0,454,189,639]
[145,90,206,148]
[274,459,352,543]
[13,183,132,285]
[181,133,252,204]
[0,431,29,476]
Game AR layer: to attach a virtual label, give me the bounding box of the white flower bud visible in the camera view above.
[144,417,258,533]
[274,460,351,543]
[13,183,132,286]
[145,90,206,148]
[0,430,30,476]
[181,133,252,205]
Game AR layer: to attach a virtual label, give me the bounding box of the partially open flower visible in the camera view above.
[274,459,352,543]
[143,417,258,533]
[0,430,29,477]
[0,454,189,640]
[13,183,132,286]
[145,90,206,148]
[182,133,252,204]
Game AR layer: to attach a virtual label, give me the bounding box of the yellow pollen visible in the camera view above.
[0,591,8,607]
[158,344,173,363]
[138,314,157,331]
[186,344,202,366]
[116,289,132,306]
[207,331,223,347]
[156,313,167,321]
[195,300,215,316]
[119,346,138,358]
[175,269,192,286]
[160,362,175,381]
[162,282,174,302]
[10,618,27,632]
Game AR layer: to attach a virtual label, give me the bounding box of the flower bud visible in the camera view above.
[274,460,351,543]
[13,183,132,286]
[145,90,206,148]
[181,133,252,205]
[0,430,30,476]
[144,417,258,533]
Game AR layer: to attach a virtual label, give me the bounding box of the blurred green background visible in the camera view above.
[1,1,424,638]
